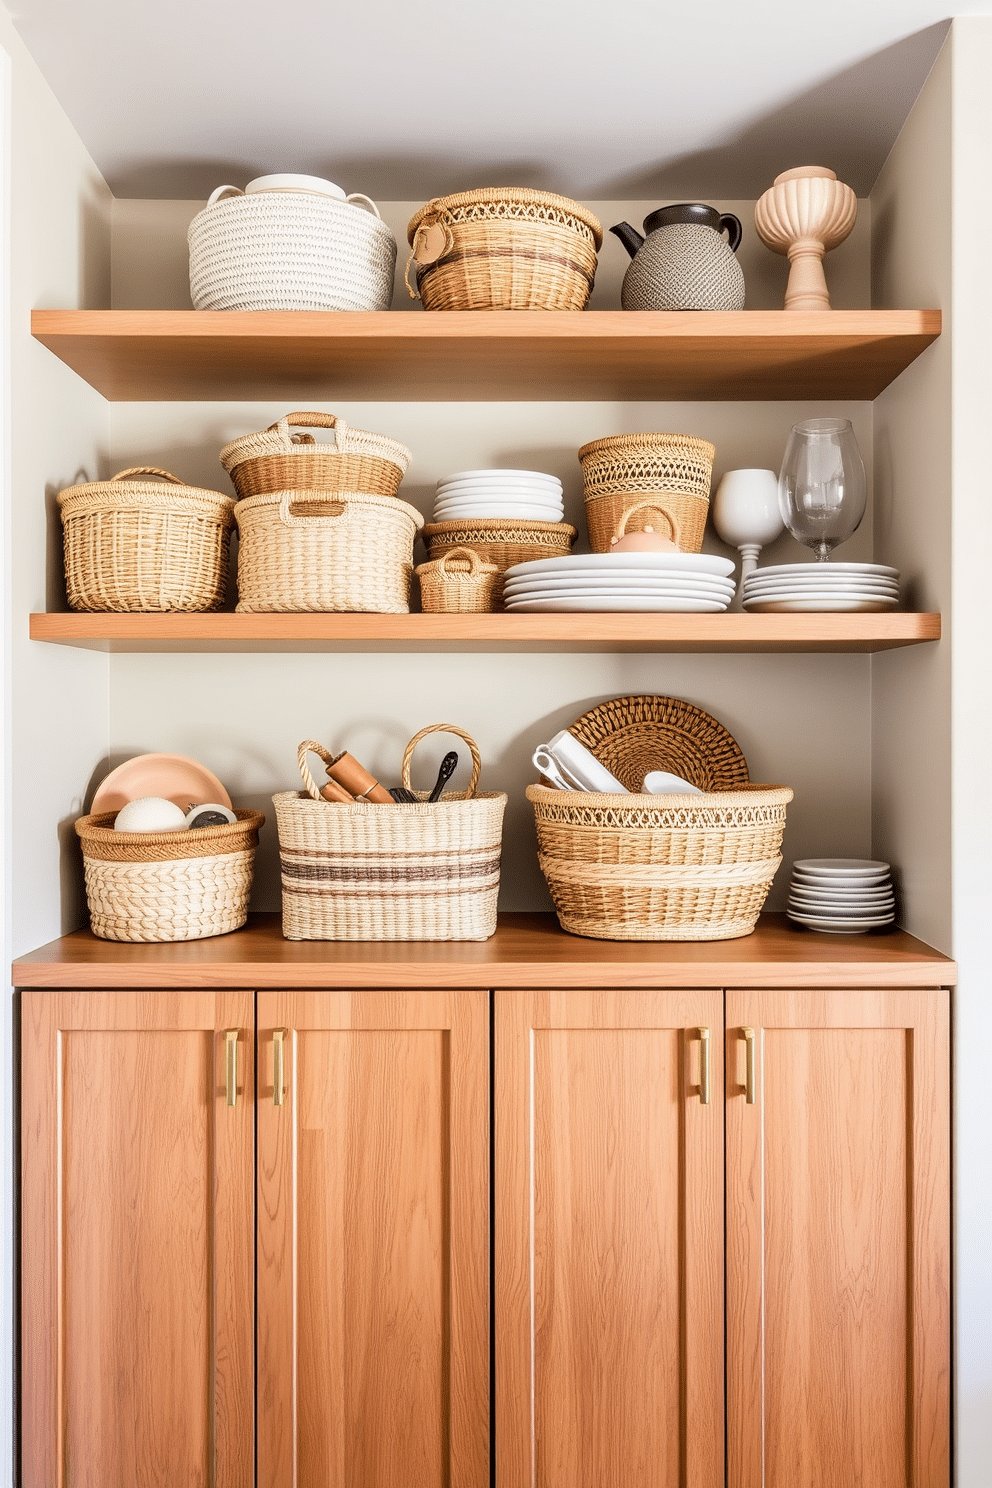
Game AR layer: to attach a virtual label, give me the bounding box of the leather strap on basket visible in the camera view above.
[298,739,357,803]
[401,724,482,797]
[405,211,456,299]
[111,467,186,484]
[270,411,345,452]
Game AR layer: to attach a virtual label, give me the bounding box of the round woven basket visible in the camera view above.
[568,694,751,793]
[59,467,236,612]
[416,546,501,613]
[275,728,507,941]
[528,784,792,941]
[579,433,716,553]
[422,519,577,606]
[219,411,411,501]
[234,490,424,613]
[76,808,265,943]
[189,188,396,311]
[406,188,603,311]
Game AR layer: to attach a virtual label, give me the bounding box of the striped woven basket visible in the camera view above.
[234,490,424,613]
[76,809,265,943]
[406,188,603,311]
[275,729,507,941]
[579,433,716,553]
[59,467,236,612]
[219,411,411,501]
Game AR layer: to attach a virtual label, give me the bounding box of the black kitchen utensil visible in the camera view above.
[428,750,459,802]
[388,786,418,803]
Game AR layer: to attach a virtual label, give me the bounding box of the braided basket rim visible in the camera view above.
[408,188,603,246]
[527,783,794,812]
[578,433,717,464]
[76,807,265,853]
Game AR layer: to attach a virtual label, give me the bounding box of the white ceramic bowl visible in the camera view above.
[440,468,561,485]
[434,503,565,522]
[246,173,346,198]
[437,480,563,499]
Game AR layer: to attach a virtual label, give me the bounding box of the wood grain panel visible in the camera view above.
[257,989,488,1488]
[495,988,723,1488]
[20,990,253,1488]
[726,987,950,1488]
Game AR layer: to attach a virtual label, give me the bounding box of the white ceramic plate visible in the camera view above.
[503,573,735,595]
[504,552,736,579]
[505,595,729,612]
[436,485,563,502]
[750,562,900,579]
[744,576,899,593]
[505,588,736,606]
[440,468,561,484]
[789,896,895,914]
[433,503,564,522]
[794,858,891,874]
[743,597,899,613]
[789,887,895,904]
[788,912,896,932]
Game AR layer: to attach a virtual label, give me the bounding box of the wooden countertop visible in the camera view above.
[11,912,955,990]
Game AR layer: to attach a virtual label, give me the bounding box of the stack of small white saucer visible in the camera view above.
[432,469,564,523]
[787,858,895,933]
[742,562,900,612]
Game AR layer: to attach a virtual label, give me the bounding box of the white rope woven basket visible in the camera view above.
[188,188,397,312]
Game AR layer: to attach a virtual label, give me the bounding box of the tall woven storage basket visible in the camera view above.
[234,491,423,612]
[422,519,576,606]
[407,189,603,311]
[76,809,265,943]
[579,433,716,553]
[275,730,507,941]
[59,467,236,612]
[220,411,411,501]
[528,784,792,941]
[189,187,396,311]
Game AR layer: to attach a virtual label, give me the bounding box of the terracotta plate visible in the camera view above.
[91,753,232,814]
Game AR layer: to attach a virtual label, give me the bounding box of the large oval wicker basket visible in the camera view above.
[579,433,716,553]
[219,411,411,501]
[76,808,265,943]
[407,188,603,311]
[59,467,236,612]
[189,188,396,311]
[275,729,507,941]
[422,519,577,607]
[234,490,424,613]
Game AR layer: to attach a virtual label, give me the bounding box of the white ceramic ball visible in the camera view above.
[113,796,189,833]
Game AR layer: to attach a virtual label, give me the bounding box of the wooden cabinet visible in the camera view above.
[725,987,951,1488]
[494,989,724,1488]
[20,990,255,1488]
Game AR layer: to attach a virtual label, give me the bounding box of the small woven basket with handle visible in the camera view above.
[274,728,507,941]
[416,546,501,613]
[219,411,411,501]
[75,808,265,943]
[59,467,236,612]
[422,519,576,606]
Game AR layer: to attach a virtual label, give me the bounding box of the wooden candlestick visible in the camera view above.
[754,166,857,311]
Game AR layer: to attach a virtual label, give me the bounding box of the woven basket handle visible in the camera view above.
[614,500,681,546]
[278,493,347,528]
[110,467,186,485]
[207,185,243,206]
[269,411,346,452]
[297,740,341,803]
[438,545,484,576]
[404,209,456,299]
[345,192,382,219]
[401,724,482,799]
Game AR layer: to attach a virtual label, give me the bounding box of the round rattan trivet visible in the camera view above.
[567,694,750,793]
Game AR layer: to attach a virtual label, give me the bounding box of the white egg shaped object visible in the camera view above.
[113,796,189,832]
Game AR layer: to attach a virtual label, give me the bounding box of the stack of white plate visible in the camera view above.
[787,858,895,933]
[501,552,736,612]
[742,562,900,613]
[433,469,564,523]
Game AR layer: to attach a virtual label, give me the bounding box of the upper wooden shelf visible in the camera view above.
[30,309,941,402]
[29,611,941,654]
[11,912,955,990]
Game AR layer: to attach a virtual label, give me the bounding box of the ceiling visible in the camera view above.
[6,1,982,200]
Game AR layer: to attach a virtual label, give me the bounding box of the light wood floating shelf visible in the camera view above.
[30,309,941,402]
[29,611,942,654]
[11,913,955,990]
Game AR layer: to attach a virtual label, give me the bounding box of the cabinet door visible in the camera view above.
[21,989,254,1488]
[495,988,724,1488]
[257,989,489,1488]
[726,987,950,1488]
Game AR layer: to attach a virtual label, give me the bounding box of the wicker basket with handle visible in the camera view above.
[274,728,507,941]
[422,519,577,606]
[416,546,501,613]
[59,467,236,612]
[75,808,265,943]
[579,432,716,553]
[234,490,423,613]
[219,411,411,501]
[406,188,603,311]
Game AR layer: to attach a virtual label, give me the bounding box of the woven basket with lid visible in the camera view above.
[407,188,603,311]
[59,467,236,612]
[220,411,411,501]
[579,433,716,553]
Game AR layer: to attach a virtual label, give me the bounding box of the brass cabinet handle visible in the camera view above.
[273,1029,286,1107]
[225,1029,239,1108]
[743,1026,756,1104]
[698,1026,711,1105]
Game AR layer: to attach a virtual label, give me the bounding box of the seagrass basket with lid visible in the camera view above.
[529,695,793,941]
[220,411,411,501]
[406,188,603,311]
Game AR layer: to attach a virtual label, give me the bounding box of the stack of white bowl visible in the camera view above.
[787,858,895,933]
[432,469,564,523]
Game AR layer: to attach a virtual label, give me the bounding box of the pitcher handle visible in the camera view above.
[719,213,743,252]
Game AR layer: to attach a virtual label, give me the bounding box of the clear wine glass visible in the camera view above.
[778,417,866,560]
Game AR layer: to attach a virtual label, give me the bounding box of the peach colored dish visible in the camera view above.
[90,753,232,815]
